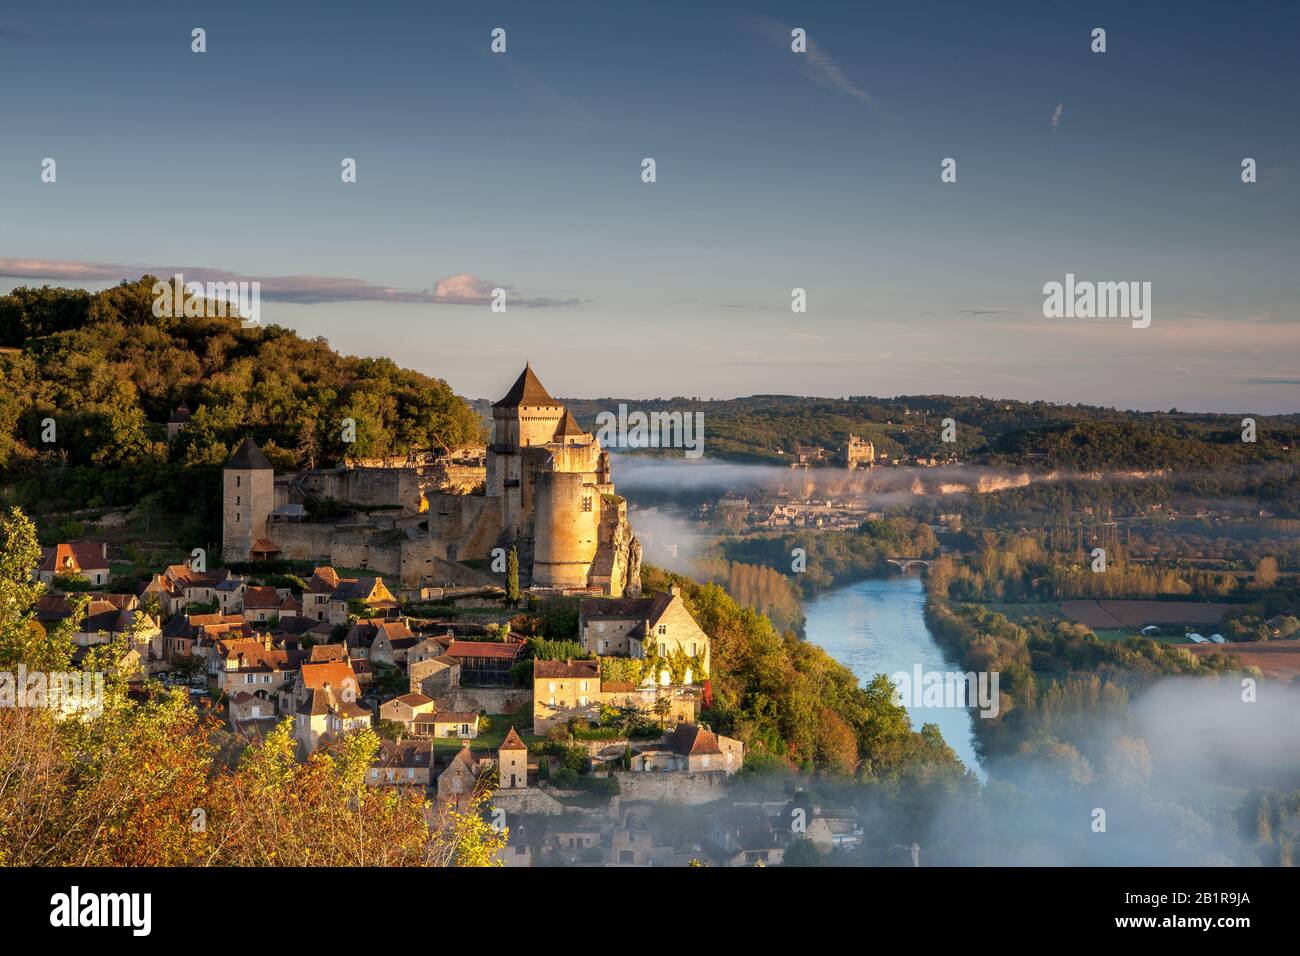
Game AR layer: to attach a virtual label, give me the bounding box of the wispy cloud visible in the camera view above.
[746,16,901,123]
[0,258,579,308]
[1051,103,1064,128]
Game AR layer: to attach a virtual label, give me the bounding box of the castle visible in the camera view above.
[222,364,642,596]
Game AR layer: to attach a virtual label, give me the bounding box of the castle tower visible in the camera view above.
[498,726,528,789]
[223,438,274,562]
[487,363,565,537]
[532,470,601,589]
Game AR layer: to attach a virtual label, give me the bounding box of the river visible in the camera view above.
[802,576,985,779]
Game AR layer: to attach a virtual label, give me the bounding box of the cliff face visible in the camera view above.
[588,496,640,597]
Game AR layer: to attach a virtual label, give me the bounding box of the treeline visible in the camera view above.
[641,566,968,782]
[924,601,1238,760]
[928,531,1264,603]
[693,556,805,635]
[565,390,1298,473]
[0,278,482,497]
[719,518,940,597]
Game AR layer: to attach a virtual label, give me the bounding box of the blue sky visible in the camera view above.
[1,0,1296,411]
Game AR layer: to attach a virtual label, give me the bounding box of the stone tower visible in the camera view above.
[487,363,565,538]
[498,726,528,789]
[223,437,274,562]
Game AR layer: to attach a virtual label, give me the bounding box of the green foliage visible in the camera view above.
[506,546,520,605]
[640,565,967,781]
[0,277,481,484]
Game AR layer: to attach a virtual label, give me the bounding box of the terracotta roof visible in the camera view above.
[432,712,478,724]
[533,659,599,680]
[306,567,340,591]
[243,586,284,609]
[444,640,524,661]
[374,740,432,768]
[500,727,527,751]
[40,542,109,574]
[301,661,357,691]
[670,723,722,756]
[250,539,280,555]
[217,638,303,672]
[308,643,348,663]
[492,363,556,409]
[391,692,434,707]
[226,437,273,471]
[168,404,191,423]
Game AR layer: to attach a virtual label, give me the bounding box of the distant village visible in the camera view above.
[28,365,866,866]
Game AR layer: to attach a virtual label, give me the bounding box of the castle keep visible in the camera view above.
[222,364,642,596]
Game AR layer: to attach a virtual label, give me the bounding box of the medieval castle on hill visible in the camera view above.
[221,364,643,596]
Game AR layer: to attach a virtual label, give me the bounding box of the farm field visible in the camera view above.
[1059,599,1248,631]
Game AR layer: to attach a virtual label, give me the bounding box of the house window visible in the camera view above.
[548,682,556,694]
[579,681,588,692]
[235,513,240,523]
[689,643,697,656]
[702,756,710,768]
[581,497,592,512]
[245,674,254,684]
[579,696,588,706]
[658,643,665,657]
[658,625,667,635]
[235,496,240,505]
[236,476,241,487]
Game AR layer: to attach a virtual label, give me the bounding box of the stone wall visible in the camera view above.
[610,770,730,806]
[438,688,532,715]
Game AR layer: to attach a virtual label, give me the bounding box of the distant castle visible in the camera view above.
[222,364,642,596]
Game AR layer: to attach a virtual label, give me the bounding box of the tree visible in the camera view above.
[506,546,520,605]
[1255,556,1279,589]
[783,837,824,867]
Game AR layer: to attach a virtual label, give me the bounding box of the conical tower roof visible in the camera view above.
[226,437,272,471]
[493,363,556,409]
[552,408,588,440]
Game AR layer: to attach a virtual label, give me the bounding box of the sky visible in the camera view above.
[1,0,1296,412]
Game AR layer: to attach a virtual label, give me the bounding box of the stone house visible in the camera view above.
[414,711,479,739]
[532,659,602,734]
[302,567,341,622]
[368,740,433,787]
[578,585,710,681]
[228,690,278,727]
[347,618,418,664]
[293,681,372,754]
[241,586,301,624]
[326,576,399,625]
[214,636,304,701]
[408,655,460,698]
[378,691,436,731]
[37,542,111,587]
[436,744,480,806]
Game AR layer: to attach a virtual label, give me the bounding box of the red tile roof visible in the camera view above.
[444,640,524,661]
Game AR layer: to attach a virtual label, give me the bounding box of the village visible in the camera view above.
[26,365,867,867]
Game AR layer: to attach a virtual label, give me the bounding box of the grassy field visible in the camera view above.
[425,714,541,755]
[980,602,1063,623]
